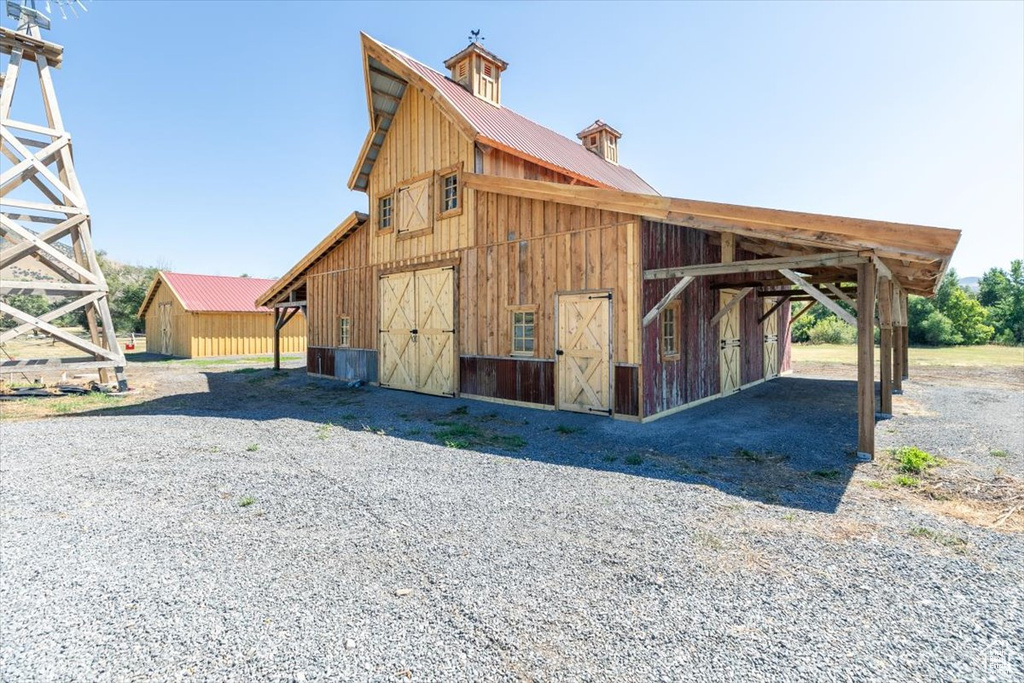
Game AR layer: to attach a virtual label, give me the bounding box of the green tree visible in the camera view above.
[0,293,49,331]
[942,286,993,345]
[978,267,1010,307]
[990,260,1024,344]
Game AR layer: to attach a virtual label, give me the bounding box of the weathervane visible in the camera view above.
[468,29,484,44]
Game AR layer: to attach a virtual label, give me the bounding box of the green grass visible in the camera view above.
[894,474,920,487]
[316,423,332,440]
[792,343,1024,367]
[245,443,259,452]
[909,526,968,553]
[601,454,618,463]
[811,469,842,480]
[624,453,644,466]
[695,530,723,550]
[449,405,469,416]
[990,449,1009,458]
[49,393,123,415]
[554,424,584,435]
[892,446,940,474]
[432,421,527,451]
[239,495,256,507]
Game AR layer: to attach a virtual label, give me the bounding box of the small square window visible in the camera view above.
[512,309,536,356]
[339,316,351,348]
[378,195,393,230]
[661,302,680,361]
[441,173,458,213]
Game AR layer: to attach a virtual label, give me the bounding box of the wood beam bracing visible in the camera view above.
[710,287,754,326]
[759,295,792,324]
[779,269,857,327]
[644,251,868,281]
[642,276,695,327]
[0,21,125,388]
[789,301,816,326]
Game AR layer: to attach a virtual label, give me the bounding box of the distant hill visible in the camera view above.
[960,276,980,292]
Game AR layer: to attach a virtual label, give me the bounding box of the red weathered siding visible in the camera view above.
[740,289,764,386]
[460,356,555,406]
[614,365,640,416]
[641,222,792,418]
[641,220,721,417]
[307,347,335,377]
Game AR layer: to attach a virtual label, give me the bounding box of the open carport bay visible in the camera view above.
[1,359,1022,681]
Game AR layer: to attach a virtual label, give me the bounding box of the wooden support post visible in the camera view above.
[893,283,904,393]
[901,292,910,380]
[857,261,877,460]
[273,308,282,371]
[878,275,893,417]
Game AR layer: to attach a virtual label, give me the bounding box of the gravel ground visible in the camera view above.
[1,359,1022,681]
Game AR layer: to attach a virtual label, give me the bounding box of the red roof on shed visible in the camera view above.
[375,39,658,195]
[157,272,278,313]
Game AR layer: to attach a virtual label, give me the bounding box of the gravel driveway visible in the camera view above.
[1,360,1022,681]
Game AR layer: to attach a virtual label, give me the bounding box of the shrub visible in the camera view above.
[893,446,939,474]
[806,318,857,345]
[919,311,961,346]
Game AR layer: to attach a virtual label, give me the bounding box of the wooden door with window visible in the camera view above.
[763,299,779,380]
[719,291,741,395]
[378,267,455,396]
[159,302,172,355]
[556,292,612,414]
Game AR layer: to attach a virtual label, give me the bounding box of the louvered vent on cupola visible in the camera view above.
[444,41,508,107]
[577,120,622,165]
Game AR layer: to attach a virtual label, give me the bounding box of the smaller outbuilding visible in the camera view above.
[138,272,306,358]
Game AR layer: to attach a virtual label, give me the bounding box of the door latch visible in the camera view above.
[555,349,564,356]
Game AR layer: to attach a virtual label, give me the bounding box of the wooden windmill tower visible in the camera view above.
[0,0,126,389]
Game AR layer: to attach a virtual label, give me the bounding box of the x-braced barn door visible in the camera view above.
[379,267,455,396]
[763,298,779,380]
[159,303,172,355]
[719,291,741,395]
[556,292,612,414]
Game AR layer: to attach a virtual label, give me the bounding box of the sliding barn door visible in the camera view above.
[379,271,417,392]
[414,267,456,396]
[719,291,741,395]
[159,303,172,355]
[763,298,779,380]
[556,292,612,414]
[378,267,455,396]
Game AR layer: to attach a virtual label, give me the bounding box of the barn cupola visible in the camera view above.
[444,40,508,107]
[577,120,622,165]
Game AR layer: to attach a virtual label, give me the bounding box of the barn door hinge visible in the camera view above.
[589,293,612,300]
[588,407,613,415]
[444,329,455,334]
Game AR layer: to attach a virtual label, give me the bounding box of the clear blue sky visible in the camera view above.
[4,1,1022,279]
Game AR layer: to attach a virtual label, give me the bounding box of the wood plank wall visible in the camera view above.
[465,191,639,364]
[641,220,721,416]
[740,283,764,386]
[368,87,476,265]
[143,282,192,358]
[188,312,306,358]
[482,148,581,184]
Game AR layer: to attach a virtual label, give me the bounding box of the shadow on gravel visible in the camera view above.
[75,367,866,513]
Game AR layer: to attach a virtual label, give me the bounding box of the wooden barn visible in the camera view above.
[258,34,959,457]
[139,272,306,358]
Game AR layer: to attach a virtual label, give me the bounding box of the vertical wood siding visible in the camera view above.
[641,220,721,416]
[459,356,555,405]
[740,288,764,386]
[368,87,476,265]
[143,281,302,358]
[614,365,640,416]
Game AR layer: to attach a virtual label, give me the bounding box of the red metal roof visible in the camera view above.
[378,41,659,195]
[159,272,278,313]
